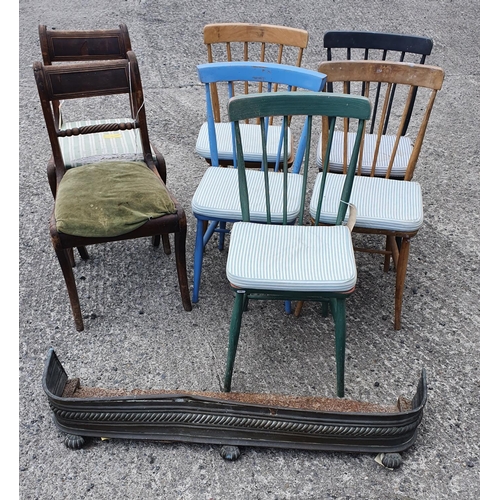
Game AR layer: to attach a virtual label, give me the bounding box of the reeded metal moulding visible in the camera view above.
[43,348,427,464]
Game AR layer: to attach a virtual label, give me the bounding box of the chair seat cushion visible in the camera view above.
[310,173,423,232]
[55,161,176,237]
[191,167,303,223]
[196,122,293,163]
[316,131,413,178]
[226,222,357,292]
[59,119,157,168]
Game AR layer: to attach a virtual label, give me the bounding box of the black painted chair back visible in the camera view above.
[323,31,433,135]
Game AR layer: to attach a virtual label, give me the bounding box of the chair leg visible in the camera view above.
[394,237,411,331]
[55,247,84,331]
[192,219,205,303]
[66,248,75,268]
[321,300,329,317]
[224,290,246,392]
[162,234,171,255]
[76,246,89,261]
[384,236,392,272]
[151,234,171,254]
[218,221,227,251]
[331,297,346,398]
[173,228,192,312]
[294,300,305,317]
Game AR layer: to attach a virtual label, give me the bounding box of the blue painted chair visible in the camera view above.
[191,61,327,304]
[223,91,371,397]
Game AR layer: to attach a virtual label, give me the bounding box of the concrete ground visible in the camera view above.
[18,0,480,498]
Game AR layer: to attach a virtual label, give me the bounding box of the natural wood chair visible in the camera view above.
[320,30,434,176]
[221,91,370,397]
[191,61,326,304]
[33,51,192,331]
[196,23,309,169]
[297,61,444,330]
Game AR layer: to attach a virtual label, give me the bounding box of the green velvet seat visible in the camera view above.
[55,161,176,238]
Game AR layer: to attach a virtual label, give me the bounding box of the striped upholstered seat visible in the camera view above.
[310,174,423,232]
[59,119,157,168]
[316,132,413,178]
[196,122,291,164]
[192,168,303,224]
[227,223,357,292]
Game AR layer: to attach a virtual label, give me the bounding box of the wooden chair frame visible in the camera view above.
[33,51,192,331]
[300,60,444,330]
[223,91,371,397]
[192,62,326,304]
[202,23,309,168]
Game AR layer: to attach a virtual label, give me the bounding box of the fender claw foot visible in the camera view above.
[375,452,402,469]
[220,445,241,461]
[64,433,87,450]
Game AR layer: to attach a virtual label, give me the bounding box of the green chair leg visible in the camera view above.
[321,300,329,317]
[224,290,246,392]
[331,297,346,398]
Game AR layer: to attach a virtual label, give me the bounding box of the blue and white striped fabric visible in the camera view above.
[59,118,156,168]
[191,167,303,223]
[310,173,423,231]
[226,222,357,292]
[196,122,292,163]
[316,131,413,178]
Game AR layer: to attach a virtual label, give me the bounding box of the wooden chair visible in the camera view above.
[319,30,434,176]
[38,24,170,259]
[33,50,192,331]
[301,61,444,330]
[196,23,309,169]
[223,90,371,397]
[191,61,326,304]
[38,24,167,194]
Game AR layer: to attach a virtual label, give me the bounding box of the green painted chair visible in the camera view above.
[223,91,371,397]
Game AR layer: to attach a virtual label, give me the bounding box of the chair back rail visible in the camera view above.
[227,91,371,226]
[39,24,133,127]
[39,24,132,64]
[323,31,433,135]
[197,61,326,171]
[33,52,154,184]
[204,23,308,123]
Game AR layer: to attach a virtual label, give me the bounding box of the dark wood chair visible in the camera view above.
[197,23,309,169]
[33,50,192,331]
[38,25,167,194]
[38,24,170,258]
